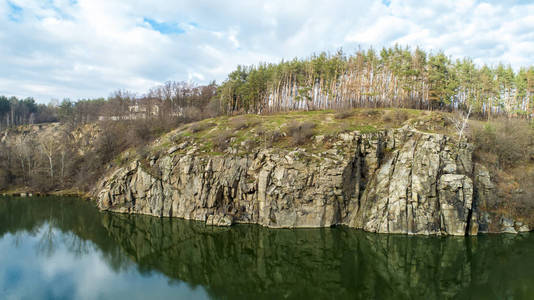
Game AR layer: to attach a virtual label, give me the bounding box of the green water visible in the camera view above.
[0,196,533,299]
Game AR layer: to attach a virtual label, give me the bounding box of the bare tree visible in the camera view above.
[14,135,35,184]
[39,135,59,180]
[448,105,472,145]
[57,130,73,186]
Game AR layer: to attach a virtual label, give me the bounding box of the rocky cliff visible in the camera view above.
[95,119,528,235]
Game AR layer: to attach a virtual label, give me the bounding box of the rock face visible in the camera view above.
[95,127,524,235]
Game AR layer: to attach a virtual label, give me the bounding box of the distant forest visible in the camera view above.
[0,81,219,130]
[1,45,533,130]
[0,81,219,192]
[219,46,534,117]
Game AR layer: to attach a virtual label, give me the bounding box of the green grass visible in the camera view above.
[140,108,454,159]
[354,125,379,134]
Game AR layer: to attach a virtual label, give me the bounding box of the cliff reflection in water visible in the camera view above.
[102,214,534,299]
[1,196,534,300]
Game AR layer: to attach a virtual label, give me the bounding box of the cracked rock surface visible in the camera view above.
[95,127,526,235]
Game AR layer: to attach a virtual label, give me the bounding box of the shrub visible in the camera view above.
[255,125,266,137]
[94,122,126,164]
[204,98,222,118]
[190,122,207,133]
[0,169,9,191]
[136,145,149,159]
[362,109,382,118]
[169,134,180,144]
[285,121,316,145]
[471,119,533,169]
[212,130,233,151]
[334,111,353,119]
[382,110,409,125]
[242,139,259,151]
[514,168,534,225]
[230,116,250,131]
[393,110,409,123]
[266,130,283,146]
[30,172,55,192]
[128,120,151,146]
[183,106,203,122]
[189,122,215,134]
[255,126,282,146]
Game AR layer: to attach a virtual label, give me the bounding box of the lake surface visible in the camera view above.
[0,196,533,300]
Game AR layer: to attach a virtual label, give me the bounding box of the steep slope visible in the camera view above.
[94,110,530,235]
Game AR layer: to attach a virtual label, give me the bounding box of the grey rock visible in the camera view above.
[206,214,233,226]
[167,146,179,155]
[500,217,517,234]
[518,225,530,232]
[94,127,522,235]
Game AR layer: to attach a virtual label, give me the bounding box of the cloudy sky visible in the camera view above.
[0,0,533,103]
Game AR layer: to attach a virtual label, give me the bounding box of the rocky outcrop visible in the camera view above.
[95,126,527,235]
[345,130,476,235]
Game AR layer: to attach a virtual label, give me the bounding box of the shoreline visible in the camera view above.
[0,189,89,199]
[1,192,531,236]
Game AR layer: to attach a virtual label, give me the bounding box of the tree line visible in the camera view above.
[2,46,533,129]
[55,80,219,127]
[218,46,534,118]
[0,81,219,129]
[0,81,219,192]
[0,96,58,130]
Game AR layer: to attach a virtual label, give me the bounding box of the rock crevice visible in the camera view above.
[95,127,524,235]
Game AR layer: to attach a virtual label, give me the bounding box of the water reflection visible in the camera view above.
[0,197,208,300]
[1,196,534,300]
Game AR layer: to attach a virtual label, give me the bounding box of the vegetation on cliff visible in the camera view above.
[470,119,534,224]
[92,108,532,232]
[132,108,450,160]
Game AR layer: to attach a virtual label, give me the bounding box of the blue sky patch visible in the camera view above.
[0,1,530,102]
[42,0,75,20]
[7,1,23,22]
[144,18,185,35]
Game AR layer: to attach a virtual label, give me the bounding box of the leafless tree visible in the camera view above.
[448,105,472,145]
[39,135,59,180]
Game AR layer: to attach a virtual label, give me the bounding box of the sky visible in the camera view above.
[0,0,533,103]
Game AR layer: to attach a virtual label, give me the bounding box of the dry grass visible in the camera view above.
[334,111,353,119]
[230,116,250,130]
[285,121,316,146]
[229,115,259,131]
[211,130,233,151]
[471,119,533,169]
[175,108,454,153]
[189,122,215,133]
[469,118,534,226]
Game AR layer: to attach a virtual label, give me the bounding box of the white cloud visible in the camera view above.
[0,0,532,102]
[0,226,210,300]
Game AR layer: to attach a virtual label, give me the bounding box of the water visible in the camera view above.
[0,196,533,300]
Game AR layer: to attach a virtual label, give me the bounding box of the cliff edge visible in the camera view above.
[95,110,530,235]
